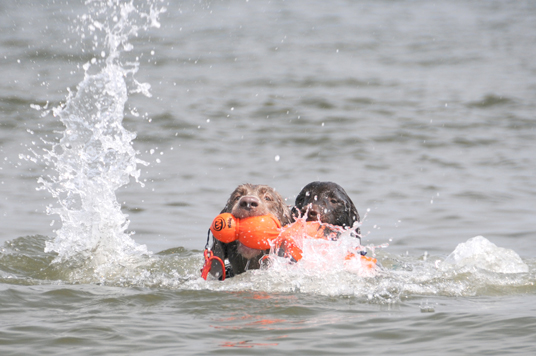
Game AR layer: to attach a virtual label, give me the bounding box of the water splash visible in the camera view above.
[263,216,381,278]
[35,0,165,273]
[188,235,531,302]
[442,235,529,274]
[2,234,533,300]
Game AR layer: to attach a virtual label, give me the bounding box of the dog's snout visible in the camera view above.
[239,196,260,210]
[303,204,321,221]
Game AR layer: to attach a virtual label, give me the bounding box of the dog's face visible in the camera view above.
[220,184,291,260]
[293,181,360,230]
[222,184,291,225]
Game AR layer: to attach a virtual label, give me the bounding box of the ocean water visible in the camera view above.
[1,0,536,354]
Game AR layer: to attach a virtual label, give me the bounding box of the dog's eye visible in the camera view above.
[264,195,273,202]
[234,196,241,201]
[330,199,339,204]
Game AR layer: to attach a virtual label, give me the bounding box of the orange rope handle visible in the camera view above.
[201,249,226,281]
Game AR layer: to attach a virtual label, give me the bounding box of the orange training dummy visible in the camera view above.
[210,213,282,249]
[209,213,376,270]
[203,213,281,280]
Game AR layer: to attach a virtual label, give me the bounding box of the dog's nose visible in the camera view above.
[305,206,320,221]
[239,196,260,210]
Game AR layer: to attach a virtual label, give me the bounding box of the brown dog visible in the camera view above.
[292,181,361,234]
[209,184,292,279]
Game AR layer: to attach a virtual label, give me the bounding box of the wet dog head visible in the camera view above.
[222,183,291,224]
[293,181,360,231]
[221,184,292,260]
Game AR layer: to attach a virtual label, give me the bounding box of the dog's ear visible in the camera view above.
[294,189,306,209]
[270,192,292,226]
[290,206,300,222]
[220,197,234,214]
[292,186,310,223]
[345,199,361,233]
[291,190,305,223]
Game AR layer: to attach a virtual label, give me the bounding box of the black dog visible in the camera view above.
[292,181,361,234]
[209,184,292,279]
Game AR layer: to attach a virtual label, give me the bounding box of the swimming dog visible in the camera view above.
[292,181,361,234]
[209,184,291,279]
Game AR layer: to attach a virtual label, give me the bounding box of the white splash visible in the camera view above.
[443,235,529,274]
[262,217,380,280]
[178,235,531,302]
[37,0,165,272]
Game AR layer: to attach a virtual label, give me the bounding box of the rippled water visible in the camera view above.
[1,0,536,354]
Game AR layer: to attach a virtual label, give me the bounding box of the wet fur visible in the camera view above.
[292,181,361,234]
[209,184,291,278]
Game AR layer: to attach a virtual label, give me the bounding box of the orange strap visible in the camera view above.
[201,249,226,281]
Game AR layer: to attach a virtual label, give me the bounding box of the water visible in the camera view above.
[1,0,536,354]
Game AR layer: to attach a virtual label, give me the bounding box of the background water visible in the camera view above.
[1,0,536,355]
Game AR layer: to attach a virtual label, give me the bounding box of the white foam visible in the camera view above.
[443,235,529,274]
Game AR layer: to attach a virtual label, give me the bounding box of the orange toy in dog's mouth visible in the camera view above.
[210,213,281,249]
[209,213,376,269]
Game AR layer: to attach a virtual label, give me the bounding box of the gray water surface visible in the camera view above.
[1,0,536,355]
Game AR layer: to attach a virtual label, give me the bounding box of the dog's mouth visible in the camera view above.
[304,209,320,221]
[233,210,262,219]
